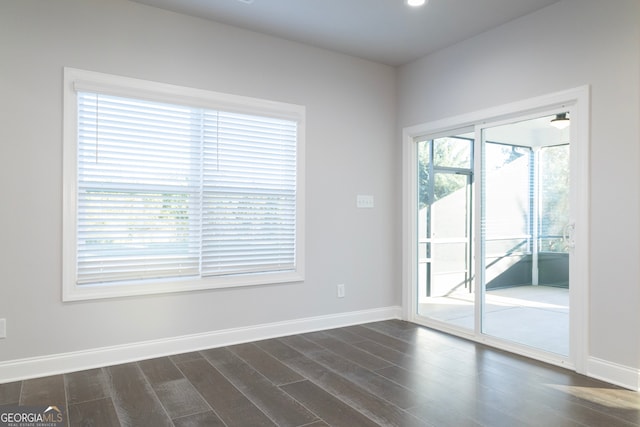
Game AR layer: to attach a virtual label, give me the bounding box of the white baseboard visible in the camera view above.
[0,306,401,384]
[587,356,640,391]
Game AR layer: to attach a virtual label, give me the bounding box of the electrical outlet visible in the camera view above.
[337,284,345,298]
[356,195,374,208]
[0,319,6,339]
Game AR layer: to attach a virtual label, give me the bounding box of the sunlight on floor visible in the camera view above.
[544,383,640,410]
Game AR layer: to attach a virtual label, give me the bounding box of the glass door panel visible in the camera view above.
[481,116,570,356]
[417,134,474,330]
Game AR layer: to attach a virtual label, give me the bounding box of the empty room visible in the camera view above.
[1,0,639,425]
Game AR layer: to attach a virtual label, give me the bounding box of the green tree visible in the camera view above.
[418,137,472,209]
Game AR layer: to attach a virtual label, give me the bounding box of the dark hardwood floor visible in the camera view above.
[1,320,639,426]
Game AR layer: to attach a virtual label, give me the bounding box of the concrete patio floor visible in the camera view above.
[418,285,569,355]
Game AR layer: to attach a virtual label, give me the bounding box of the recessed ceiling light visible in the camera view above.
[236,0,254,4]
[407,0,427,7]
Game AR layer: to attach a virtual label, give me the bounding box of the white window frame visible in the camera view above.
[62,68,305,301]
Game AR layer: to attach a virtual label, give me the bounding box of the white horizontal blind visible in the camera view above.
[202,112,297,276]
[76,91,297,285]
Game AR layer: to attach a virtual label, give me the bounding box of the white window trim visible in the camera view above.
[62,67,305,301]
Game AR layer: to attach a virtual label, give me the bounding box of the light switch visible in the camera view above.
[356,195,374,208]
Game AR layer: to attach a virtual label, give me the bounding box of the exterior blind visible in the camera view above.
[76,92,297,285]
[484,143,532,239]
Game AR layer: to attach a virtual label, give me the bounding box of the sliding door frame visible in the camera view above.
[402,86,590,373]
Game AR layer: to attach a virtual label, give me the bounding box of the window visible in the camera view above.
[63,68,305,301]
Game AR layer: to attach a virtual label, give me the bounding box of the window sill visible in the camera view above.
[62,270,304,302]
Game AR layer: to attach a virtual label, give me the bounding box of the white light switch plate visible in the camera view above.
[0,319,5,339]
[356,195,374,208]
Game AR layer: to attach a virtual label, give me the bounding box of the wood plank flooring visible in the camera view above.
[1,320,639,426]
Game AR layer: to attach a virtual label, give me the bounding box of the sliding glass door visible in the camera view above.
[480,116,570,356]
[413,112,573,360]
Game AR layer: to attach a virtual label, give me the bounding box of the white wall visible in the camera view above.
[0,0,398,363]
[398,0,640,369]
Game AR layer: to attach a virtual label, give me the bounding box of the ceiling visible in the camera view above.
[131,0,561,66]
